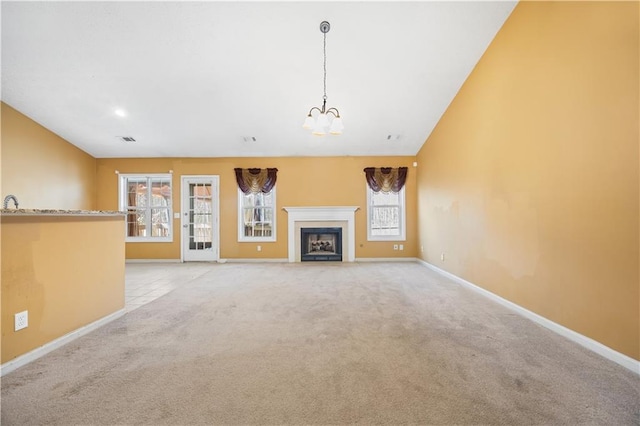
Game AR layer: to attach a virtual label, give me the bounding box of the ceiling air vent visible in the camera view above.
[242,136,257,142]
[117,136,136,143]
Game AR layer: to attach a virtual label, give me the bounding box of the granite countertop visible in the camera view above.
[0,209,126,216]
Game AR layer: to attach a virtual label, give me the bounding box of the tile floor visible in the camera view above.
[124,262,213,312]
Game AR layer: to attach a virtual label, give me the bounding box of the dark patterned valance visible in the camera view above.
[363,167,408,193]
[234,168,278,194]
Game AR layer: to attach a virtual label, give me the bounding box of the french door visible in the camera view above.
[181,176,219,262]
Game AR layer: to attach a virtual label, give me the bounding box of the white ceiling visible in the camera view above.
[1,1,516,158]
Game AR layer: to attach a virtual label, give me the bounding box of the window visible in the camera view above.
[367,185,406,241]
[119,174,172,242]
[238,187,276,242]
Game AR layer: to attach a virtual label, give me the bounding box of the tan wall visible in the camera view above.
[416,1,639,359]
[96,157,417,260]
[1,215,125,363]
[1,102,97,210]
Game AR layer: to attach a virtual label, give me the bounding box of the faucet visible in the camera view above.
[3,195,19,209]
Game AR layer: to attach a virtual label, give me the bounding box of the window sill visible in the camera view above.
[238,237,276,243]
[367,235,406,242]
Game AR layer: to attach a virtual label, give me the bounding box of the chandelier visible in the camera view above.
[303,21,344,136]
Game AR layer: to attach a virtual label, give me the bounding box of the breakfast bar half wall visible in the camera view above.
[1,209,126,373]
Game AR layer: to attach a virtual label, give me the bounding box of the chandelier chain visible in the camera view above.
[323,30,327,101]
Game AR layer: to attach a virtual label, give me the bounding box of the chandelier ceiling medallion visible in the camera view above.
[303,21,344,136]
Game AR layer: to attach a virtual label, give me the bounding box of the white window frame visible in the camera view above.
[366,184,406,241]
[237,187,276,242]
[119,174,173,243]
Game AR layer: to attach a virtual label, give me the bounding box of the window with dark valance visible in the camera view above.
[364,167,408,240]
[363,167,408,193]
[234,168,278,241]
[234,168,278,194]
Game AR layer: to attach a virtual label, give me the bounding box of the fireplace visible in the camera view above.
[301,227,342,262]
[283,206,358,262]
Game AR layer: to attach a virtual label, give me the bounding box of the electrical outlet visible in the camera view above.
[441,253,445,261]
[421,245,424,253]
[393,244,398,250]
[15,311,28,331]
[257,245,262,252]
[399,244,404,251]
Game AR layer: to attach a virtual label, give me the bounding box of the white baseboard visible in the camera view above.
[223,258,419,263]
[356,257,419,262]
[126,259,181,263]
[1,308,126,377]
[418,260,640,375]
[223,258,288,263]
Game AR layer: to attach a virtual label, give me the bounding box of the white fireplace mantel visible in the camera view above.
[283,206,359,262]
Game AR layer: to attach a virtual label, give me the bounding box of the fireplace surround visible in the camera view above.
[283,206,358,262]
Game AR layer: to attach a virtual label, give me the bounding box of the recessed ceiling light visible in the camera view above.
[114,108,127,117]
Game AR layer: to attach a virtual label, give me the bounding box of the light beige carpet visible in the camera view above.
[2,262,638,425]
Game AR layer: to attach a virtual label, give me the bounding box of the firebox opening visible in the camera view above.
[301,227,342,262]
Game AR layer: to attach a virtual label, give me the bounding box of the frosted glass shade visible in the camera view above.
[303,115,315,129]
[312,121,326,136]
[329,117,344,135]
[316,113,329,128]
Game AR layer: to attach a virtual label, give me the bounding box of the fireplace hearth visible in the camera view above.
[301,227,342,262]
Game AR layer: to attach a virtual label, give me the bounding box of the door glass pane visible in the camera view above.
[189,183,212,250]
